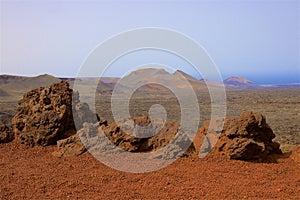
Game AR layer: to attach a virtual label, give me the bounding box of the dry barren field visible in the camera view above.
[0,83,300,199]
[96,88,300,152]
[0,141,299,199]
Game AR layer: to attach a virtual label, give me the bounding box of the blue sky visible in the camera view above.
[0,0,299,84]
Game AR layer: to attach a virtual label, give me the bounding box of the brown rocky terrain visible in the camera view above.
[1,72,299,152]
[0,72,299,199]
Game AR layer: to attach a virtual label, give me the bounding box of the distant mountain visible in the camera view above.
[0,74,61,97]
[223,76,254,85]
[1,70,299,100]
[223,76,261,89]
[199,78,224,88]
[173,70,207,90]
[116,68,174,93]
[173,70,198,83]
[116,68,215,93]
[222,76,300,90]
[0,74,60,88]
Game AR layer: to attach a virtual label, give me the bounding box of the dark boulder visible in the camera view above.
[12,81,97,146]
[194,111,282,160]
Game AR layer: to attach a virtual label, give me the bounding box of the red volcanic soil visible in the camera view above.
[1,141,299,199]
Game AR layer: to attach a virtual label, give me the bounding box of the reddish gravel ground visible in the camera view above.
[0,141,299,199]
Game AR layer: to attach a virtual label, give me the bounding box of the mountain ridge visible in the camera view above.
[1,70,299,94]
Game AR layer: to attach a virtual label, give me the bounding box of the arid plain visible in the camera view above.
[0,70,299,199]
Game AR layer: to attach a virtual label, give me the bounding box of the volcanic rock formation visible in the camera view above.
[11,81,97,146]
[194,111,282,160]
[54,116,195,159]
[0,121,14,143]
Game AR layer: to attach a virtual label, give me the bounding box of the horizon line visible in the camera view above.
[1,71,300,86]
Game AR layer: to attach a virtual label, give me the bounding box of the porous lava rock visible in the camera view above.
[101,116,192,154]
[0,121,14,143]
[54,116,195,159]
[53,121,107,157]
[12,81,97,146]
[194,111,282,160]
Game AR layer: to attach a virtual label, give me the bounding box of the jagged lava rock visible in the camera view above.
[53,121,107,157]
[0,121,14,143]
[54,116,195,159]
[12,81,76,146]
[101,116,195,159]
[194,111,282,160]
[103,116,181,152]
[11,81,97,146]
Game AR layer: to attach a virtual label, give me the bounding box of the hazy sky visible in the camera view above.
[0,0,299,84]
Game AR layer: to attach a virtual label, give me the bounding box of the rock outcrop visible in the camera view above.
[0,121,14,143]
[54,116,195,159]
[101,116,192,154]
[194,111,282,160]
[54,111,282,160]
[12,81,97,146]
[54,121,107,157]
